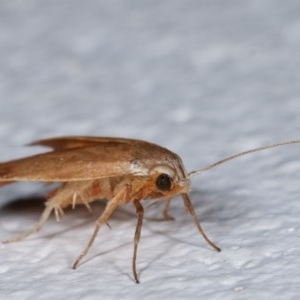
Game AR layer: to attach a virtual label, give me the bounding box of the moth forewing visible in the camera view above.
[0,138,183,182]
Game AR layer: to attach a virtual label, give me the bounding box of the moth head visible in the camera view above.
[147,165,190,199]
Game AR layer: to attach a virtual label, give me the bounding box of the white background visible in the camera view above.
[0,1,300,299]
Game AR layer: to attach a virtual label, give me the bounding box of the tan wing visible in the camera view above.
[0,137,179,183]
[29,136,136,151]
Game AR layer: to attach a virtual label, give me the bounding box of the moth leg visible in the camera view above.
[3,201,55,243]
[181,193,221,252]
[3,186,70,243]
[72,185,128,269]
[71,191,92,213]
[132,200,144,284]
[162,198,175,221]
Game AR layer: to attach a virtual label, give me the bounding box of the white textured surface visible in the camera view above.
[1,1,300,299]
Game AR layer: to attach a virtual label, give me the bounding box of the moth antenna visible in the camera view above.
[188,140,300,178]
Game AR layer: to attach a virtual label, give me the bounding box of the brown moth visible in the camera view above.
[0,136,299,283]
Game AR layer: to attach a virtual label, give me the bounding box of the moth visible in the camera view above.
[0,136,299,283]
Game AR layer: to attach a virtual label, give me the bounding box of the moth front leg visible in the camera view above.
[162,198,175,221]
[181,193,221,252]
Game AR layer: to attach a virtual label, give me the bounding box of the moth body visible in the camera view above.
[2,136,298,283]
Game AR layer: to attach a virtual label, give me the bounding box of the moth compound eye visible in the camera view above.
[156,173,172,191]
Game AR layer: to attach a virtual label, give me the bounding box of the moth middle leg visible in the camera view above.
[132,200,144,283]
[72,183,130,269]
